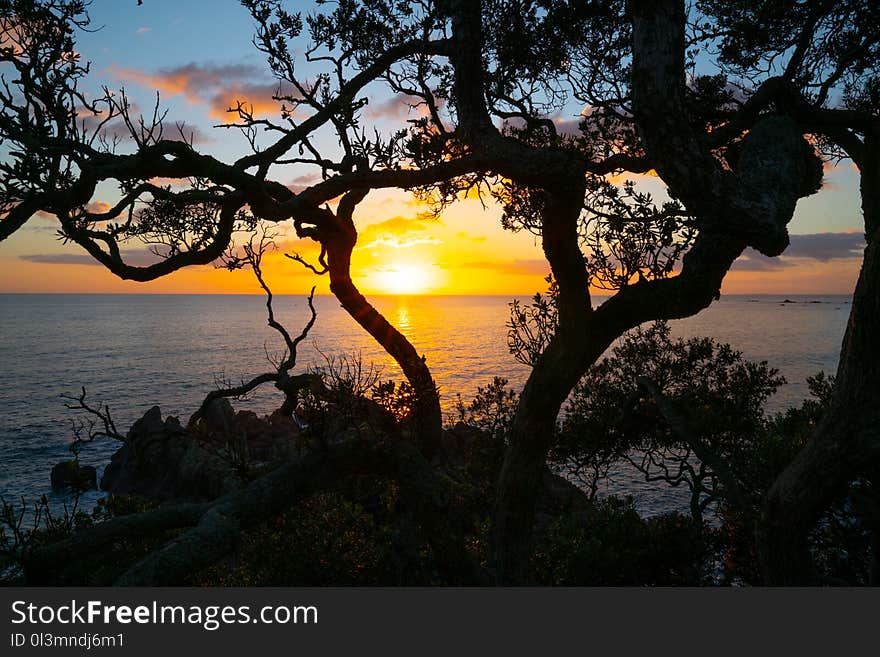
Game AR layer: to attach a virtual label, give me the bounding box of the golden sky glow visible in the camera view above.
[0,187,864,296]
[0,3,867,297]
[369,263,439,295]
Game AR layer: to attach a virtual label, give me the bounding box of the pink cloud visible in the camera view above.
[110,63,299,120]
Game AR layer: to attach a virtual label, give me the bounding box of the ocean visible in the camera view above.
[0,293,851,514]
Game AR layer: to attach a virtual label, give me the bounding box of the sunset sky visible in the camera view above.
[0,0,867,296]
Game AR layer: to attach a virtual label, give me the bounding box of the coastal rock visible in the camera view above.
[50,460,97,492]
[100,406,236,501]
[100,403,303,501]
[204,397,235,436]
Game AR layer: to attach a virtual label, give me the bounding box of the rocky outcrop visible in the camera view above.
[50,460,97,492]
[100,401,304,502]
[98,398,590,548]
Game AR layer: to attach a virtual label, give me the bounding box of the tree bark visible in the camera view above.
[491,186,600,584]
[759,137,880,584]
[324,192,443,457]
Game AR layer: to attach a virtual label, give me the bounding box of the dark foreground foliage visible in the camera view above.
[3,325,875,586]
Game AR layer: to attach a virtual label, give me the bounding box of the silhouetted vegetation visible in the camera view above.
[1,0,878,584]
[3,323,875,585]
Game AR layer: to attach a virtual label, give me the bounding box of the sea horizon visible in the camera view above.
[0,293,853,513]
[0,291,857,298]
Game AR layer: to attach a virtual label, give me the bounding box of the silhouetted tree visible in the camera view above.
[555,321,784,525]
[692,0,880,585]
[0,0,829,584]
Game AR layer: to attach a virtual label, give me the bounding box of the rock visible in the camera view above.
[101,405,201,500]
[131,405,165,436]
[101,402,301,502]
[50,460,97,492]
[204,398,235,436]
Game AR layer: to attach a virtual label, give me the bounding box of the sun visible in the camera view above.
[373,263,433,294]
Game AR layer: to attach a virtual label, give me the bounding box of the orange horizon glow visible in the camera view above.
[0,245,862,297]
[0,190,864,297]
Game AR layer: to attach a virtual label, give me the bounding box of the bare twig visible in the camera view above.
[60,387,125,455]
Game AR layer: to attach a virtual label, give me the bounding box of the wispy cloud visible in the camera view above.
[784,232,865,260]
[358,216,441,249]
[287,172,323,194]
[110,62,298,120]
[365,94,443,121]
[730,253,793,272]
[460,259,548,276]
[20,249,164,267]
[732,232,866,272]
[78,108,213,145]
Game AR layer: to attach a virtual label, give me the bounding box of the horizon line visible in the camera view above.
[0,291,856,297]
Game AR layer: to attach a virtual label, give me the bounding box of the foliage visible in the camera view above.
[0,493,162,585]
[582,178,696,291]
[531,497,705,586]
[196,442,491,586]
[198,491,393,586]
[550,322,878,584]
[507,275,557,367]
[453,376,519,444]
[554,321,785,508]
[372,379,417,424]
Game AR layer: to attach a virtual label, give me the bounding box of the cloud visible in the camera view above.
[136,27,151,35]
[147,177,195,188]
[358,216,441,249]
[730,252,793,272]
[85,200,112,215]
[287,172,322,194]
[78,111,213,145]
[456,231,486,243]
[365,94,443,121]
[110,63,298,120]
[208,81,297,121]
[111,62,261,102]
[20,249,164,267]
[460,259,548,276]
[732,232,866,272]
[553,117,583,138]
[165,122,213,144]
[784,232,865,260]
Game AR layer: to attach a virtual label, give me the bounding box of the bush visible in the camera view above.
[199,491,392,586]
[531,497,705,585]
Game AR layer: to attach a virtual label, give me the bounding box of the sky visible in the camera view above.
[0,0,868,296]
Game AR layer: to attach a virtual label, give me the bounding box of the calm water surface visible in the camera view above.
[0,293,851,514]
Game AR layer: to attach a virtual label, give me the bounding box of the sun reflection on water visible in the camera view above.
[396,305,410,332]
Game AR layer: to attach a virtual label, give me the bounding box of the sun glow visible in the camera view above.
[372,263,434,295]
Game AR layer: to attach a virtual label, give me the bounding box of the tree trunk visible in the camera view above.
[759,139,880,584]
[492,336,609,584]
[325,240,442,457]
[491,187,600,584]
[306,190,444,457]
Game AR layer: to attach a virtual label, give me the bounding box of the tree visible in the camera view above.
[555,321,784,527]
[491,0,823,583]
[1,0,826,584]
[692,0,880,584]
[0,0,452,454]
